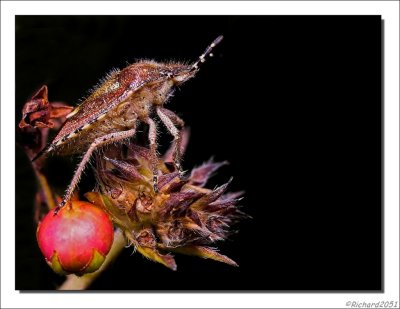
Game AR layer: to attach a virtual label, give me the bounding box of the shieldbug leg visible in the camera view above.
[156,108,183,175]
[158,108,185,171]
[158,107,185,128]
[146,118,159,193]
[54,128,137,215]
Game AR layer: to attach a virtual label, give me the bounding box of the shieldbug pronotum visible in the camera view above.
[33,35,224,214]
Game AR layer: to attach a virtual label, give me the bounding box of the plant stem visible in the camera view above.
[35,170,56,210]
[58,228,126,290]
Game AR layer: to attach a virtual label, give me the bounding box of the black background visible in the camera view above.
[15,16,382,291]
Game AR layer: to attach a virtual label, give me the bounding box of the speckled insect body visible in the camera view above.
[33,35,224,213]
[48,62,186,155]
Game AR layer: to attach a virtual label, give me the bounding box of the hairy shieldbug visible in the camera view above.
[33,35,224,214]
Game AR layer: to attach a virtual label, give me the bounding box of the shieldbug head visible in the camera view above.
[33,35,224,214]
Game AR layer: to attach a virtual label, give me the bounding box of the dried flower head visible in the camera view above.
[85,143,247,270]
[18,85,73,168]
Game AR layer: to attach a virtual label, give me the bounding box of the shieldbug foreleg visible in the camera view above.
[156,107,185,174]
[158,107,185,134]
[55,128,137,214]
[145,118,160,192]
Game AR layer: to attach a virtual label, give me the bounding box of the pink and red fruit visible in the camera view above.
[36,201,114,275]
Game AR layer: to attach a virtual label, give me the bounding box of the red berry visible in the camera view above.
[36,201,114,275]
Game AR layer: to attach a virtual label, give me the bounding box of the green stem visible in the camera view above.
[34,169,56,210]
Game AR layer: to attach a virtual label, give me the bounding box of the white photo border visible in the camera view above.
[1,1,399,308]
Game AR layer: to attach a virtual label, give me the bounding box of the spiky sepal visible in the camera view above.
[85,144,246,270]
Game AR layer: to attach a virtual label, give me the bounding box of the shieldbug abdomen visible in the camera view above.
[33,35,224,213]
